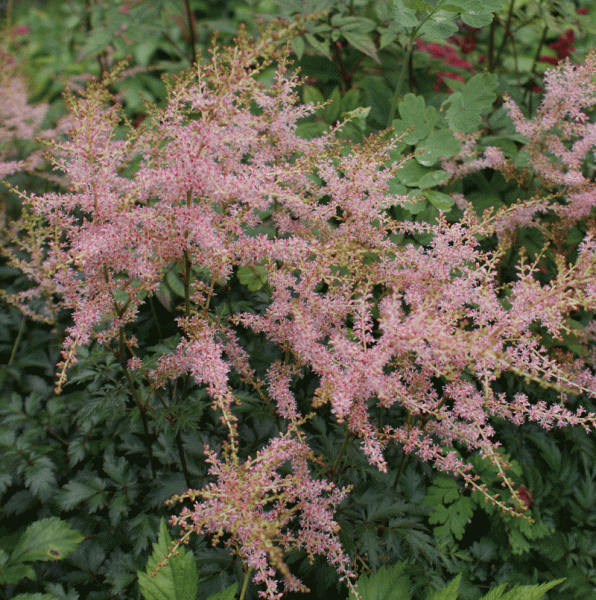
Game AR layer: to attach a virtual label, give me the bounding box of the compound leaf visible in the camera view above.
[349,561,410,600]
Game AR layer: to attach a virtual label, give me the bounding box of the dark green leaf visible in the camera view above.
[205,584,239,600]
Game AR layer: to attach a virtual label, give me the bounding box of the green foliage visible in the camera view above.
[348,562,410,600]
[349,566,564,600]
[0,518,84,586]
[443,74,499,133]
[423,477,475,541]
[137,519,198,600]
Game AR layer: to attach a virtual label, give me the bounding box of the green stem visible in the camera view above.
[239,567,254,600]
[123,367,157,478]
[149,296,164,342]
[495,0,516,68]
[7,316,26,367]
[176,429,192,488]
[392,452,408,490]
[387,34,416,126]
[331,426,351,477]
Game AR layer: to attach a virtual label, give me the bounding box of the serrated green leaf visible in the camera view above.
[416,129,461,166]
[10,518,84,564]
[304,33,332,59]
[58,478,106,511]
[205,584,239,600]
[508,527,531,555]
[342,31,380,63]
[23,456,57,502]
[424,477,474,540]
[428,573,462,600]
[349,561,410,600]
[137,518,198,600]
[499,579,565,600]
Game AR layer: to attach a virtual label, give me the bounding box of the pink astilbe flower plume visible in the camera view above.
[6,22,596,598]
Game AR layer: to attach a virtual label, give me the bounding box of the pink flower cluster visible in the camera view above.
[168,434,355,599]
[0,50,48,180]
[6,25,596,597]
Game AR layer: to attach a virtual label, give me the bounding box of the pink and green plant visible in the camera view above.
[4,20,596,599]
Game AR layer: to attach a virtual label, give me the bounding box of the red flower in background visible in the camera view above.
[416,39,475,92]
[541,29,576,64]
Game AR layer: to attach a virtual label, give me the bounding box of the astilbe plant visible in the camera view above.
[5,22,596,598]
[0,49,48,181]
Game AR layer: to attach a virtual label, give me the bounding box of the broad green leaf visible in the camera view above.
[395,160,432,186]
[325,87,342,124]
[166,269,185,298]
[137,518,198,600]
[290,35,305,60]
[303,84,325,106]
[393,93,437,144]
[343,106,371,134]
[404,0,432,9]
[405,191,427,214]
[389,0,420,28]
[205,584,239,600]
[388,179,407,196]
[10,518,84,564]
[419,18,459,40]
[341,88,360,114]
[417,169,450,189]
[416,129,461,166]
[296,121,329,140]
[444,73,498,133]
[349,561,410,600]
[424,190,455,211]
